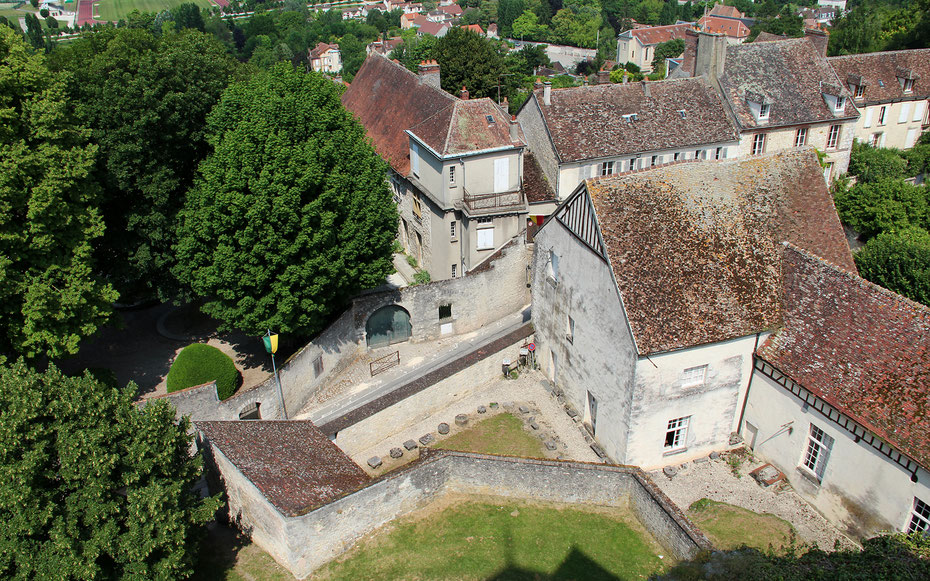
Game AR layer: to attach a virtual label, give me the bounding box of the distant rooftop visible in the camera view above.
[828,49,930,104]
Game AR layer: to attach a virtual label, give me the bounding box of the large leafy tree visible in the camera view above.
[855,227,930,307]
[847,141,907,183]
[0,26,117,360]
[51,27,241,301]
[833,178,929,239]
[174,64,397,337]
[0,360,221,577]
[433,27,507,99]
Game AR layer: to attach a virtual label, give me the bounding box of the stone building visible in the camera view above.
[308,42,342,74]
[827,49,930,149]
[530,149,854,470]
[616,23,694,73]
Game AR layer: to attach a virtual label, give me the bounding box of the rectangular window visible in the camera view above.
[864,107,874,128]
[795,127,808,147]
[547,250,559,282]
[869,132,883,147]
[476,227,494,250]
[566,315,574,344]
[412,196,422,220]
[907,497,930,533]
[826,124,841,149]
[903,78,914,93]
[450,220,456,239]
[879,106,887,125]
[854,84,864,98]
[751,133,766,155]
[411,141,420,176]
[628,158,636,171]
[651,155,658,167]
[801,424,834,481]
[914,101,925,122]
[600,161,614,176]
[715,147,724,160]
[835,97,845,112]
[664,416,690,450]
[313,355,324,377]
[493,157,509,193]
[695,149,704,160]
[759,103,770,119]
[681,365,707,388]
[449,165,456,185]
[438,304,452,320]
[898,103,911,124]
[451,264,457,278]
[673,152,680,161]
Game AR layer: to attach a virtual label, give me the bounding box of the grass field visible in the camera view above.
[95,0,213,22]
[688,498,797,553]
[436,412,550,458]
[316,497,670,580]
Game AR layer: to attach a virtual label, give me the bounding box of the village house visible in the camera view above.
[827,49,930,149]
[367,36,404,58]
[343,56,543,281]
[696,15,750,44]
[530,149,855,470]
[308,42,342,74]
[742,245,930,540]
[516,76,739,203]
[616,23,694,73]
[418,20,451,38]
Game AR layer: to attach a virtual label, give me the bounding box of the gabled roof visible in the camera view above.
[309,42,338,59]
[342,55,455,175]
[753,31,788,43]
[197,421,370,517]
[578,149,854,355]
[708,3,744,19]
[461,23,485,35]
[759,245,930,470]
[719,38,857,129]
[699,15,750,38]
[438,3,462,16]
[527,77,738,163]
[828,49,930,104]
[419,20,450,36]
[408,98,524,157]
[622,23,694,46]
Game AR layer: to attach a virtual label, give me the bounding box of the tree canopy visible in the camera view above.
[174,65,397,337]
[434,27,508,99]
[0,360,220,577]
[834,178,929,239]
[0,26,117,360]
[855,227,930,306]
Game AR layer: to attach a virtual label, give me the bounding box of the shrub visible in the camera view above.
[848,141,907,183]
[406,254,417,268]
[167,343,239,400]
[39,8,48,17]
[413,270,431,285]
[855,227,930,307]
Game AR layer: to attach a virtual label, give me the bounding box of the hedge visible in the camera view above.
[166,343,239,400]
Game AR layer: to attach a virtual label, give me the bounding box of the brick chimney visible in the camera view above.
[804,28,829,57]
[534,77,544,90]
[418,60,441,90]
[694,31,727,80]
[459,85,469,100]
[596,69,610,85]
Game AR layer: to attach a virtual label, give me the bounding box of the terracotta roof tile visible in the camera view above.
[585,149,855,355]
[197,420,370,517]
[409,98,524,157]
[698,15,750,38]
[828,49,930,105]
[708,4,744,19]
[759,246,930,469]
[309,42,337,59]
[531,77,738,163]
[627,23,695,46]
[523,151,556,203]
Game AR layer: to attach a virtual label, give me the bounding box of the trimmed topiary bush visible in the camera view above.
[167,343,239,400]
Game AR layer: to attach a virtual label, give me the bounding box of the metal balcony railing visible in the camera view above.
[463,187,525,214]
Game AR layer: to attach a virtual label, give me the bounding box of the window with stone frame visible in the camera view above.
[801,423,834,481]
[665,416,690,450]
[826,125,841,150]
[907,497,930,533]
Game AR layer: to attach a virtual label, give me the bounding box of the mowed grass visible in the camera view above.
[95,0,213,22]
[194,524,295,581]
[436,412,549,458]
[688,498,797,553]
[316,499,670,580]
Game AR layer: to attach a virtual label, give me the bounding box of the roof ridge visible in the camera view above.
[443,100,460,153]
[827,47,930,60]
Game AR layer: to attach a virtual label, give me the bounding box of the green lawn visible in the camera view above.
[436,412,550,458]
[687,498,797,553]
[316,498,670,580]
[194,524,295,581]
[95,0,213,22]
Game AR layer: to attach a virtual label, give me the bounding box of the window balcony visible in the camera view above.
[462,187,527,216]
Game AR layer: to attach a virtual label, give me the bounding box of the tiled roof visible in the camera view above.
[439,3,462,15]
[698,15,750,38]
[758,246,930,470]
[523,151,556,204]
[719,38,857,129]
[627,23,694,46]
[419,20,449,36]
[753,31,788,42]
[309,42,337,59]
[197,421,370,517]
[342,55,455,174]
[408,98,524,157]
[828,49,930,104]
[462,24,485,35]
[708,4,744,19]
[530,77,738,162]
[585,149,855,355]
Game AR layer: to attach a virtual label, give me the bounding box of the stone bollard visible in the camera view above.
[390,447,403,459]
[438,423,450,435]
[367,456,382,469]
[455,414,468,426]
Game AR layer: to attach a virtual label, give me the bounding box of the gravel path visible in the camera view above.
[650,454,858,551]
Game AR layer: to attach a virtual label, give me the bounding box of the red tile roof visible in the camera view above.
[309,42,337,59]
[759,246,930,469]
[628,23,694,46]
[197,421,370,517]
[698,15,750,38]
[828,49,930,105]
[418,20,449,36]
[585,149,855,355]
[461,24,485,35]
[409,98,524,156]
[708,4,744,19]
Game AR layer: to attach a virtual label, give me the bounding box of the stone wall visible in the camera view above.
[202,446,712,579]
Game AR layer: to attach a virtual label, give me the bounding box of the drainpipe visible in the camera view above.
[736,332,762,437]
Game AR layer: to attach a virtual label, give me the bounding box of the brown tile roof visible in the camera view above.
[719,38,858,129]
[197,420,370,517]
[828,49,930,105]
[523,151,556,204]
[409,98,524,157]
[418,20,449,36]
[585,149,855,355]
[309,42,337,59]
[439,3,462,16]
[342,55,455,175]
[530,77,738,163]
[759,245,930,469]
[709,4,744,19]
[753,31,788,43]
[698,15,750,38]
[628,23,695,46]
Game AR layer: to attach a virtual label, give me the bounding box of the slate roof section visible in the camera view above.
[528,77,738,163]
[408,98,525,157]
[584,149,855,355]
[197,420,370,517]
[758,245,930,469]
[342,55,455,175]
[523,151,557,204]
[718,38,858,129]
[828,49,930,105]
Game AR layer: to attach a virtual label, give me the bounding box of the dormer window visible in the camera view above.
[821,85,846,115]
[835,97,845,112]
[854,84,864,99]
[903,78,914,93]
[897,68,917,93]
[622,113,638,123]
[747,92,771,123]
[759,103,770,119]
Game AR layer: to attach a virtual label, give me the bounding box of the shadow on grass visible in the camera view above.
[191,522,248,581]
[487,546,624,581]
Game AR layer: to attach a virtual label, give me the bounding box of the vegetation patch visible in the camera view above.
[436,412,548,458]
[167,343,239,400]
[688,498,796,554]
[95,0,213,22]
[316,497,669,580]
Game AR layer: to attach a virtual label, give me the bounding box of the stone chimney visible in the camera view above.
[543,81,551,106]
[694,31,727,80]
[510,115,519,142]
[596,69,610,85]
[804,28,829,57]
[641,80,651,98]
[459,85,469,100]
[418,60,441,90]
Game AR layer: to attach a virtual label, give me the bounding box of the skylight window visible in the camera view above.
[486,115,495,124]
[878,80,885,88]
[678,109,686,119]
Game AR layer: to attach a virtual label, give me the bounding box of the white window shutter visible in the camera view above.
[411,142,420,175]
[913,101,925,123]
[899,103,911,124]
[493,158,509,193]
[863,107,873,128]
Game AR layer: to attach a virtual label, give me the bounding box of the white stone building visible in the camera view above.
[309,42,342,74]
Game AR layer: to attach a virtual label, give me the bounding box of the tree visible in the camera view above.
[834,178,929,239]
[174,65,397,337]
[499,0,526,37]
[171,2,204,31]
[0,360,221,578]
[433,27,507,98]
[651,37,684,69]
[0,26,117,360]
[512,9,545,40]
[855,227,930,306]
[550,0,602,48]
[847,141,907,183]
[51,28,241,302]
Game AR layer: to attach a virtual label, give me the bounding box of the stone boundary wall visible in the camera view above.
[154,240,530,421]
[202,446,712,579]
